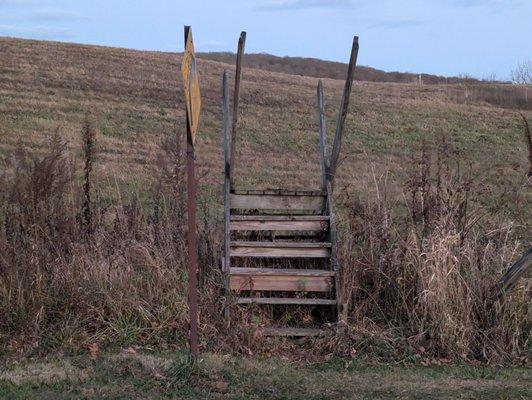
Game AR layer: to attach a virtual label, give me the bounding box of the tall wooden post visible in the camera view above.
[316,79,342,320]
[229,31,246,190]
[329,36,359,189]
[222,70,232,320]
[316,80,330,190]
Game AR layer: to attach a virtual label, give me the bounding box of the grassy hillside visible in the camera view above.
[0,37,529,196]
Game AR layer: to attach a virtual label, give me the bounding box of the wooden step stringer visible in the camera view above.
[221,33,358,337]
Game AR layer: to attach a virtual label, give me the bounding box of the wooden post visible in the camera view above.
[316,79,342,321]
[316,80,330,190]
[493,248,532,299]
[329,36,359,189]
[222,70,232,320]
[229,31,246,190]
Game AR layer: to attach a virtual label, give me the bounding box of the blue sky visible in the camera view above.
[0,0,530,79]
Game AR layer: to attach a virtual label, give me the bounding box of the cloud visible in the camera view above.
[0,24,75,40]
[0,0,33,7]
[258,0,356,11]
[28,10,86,23]
[367,19,425,30]
[196,40,226,52]
[446,0,521,8]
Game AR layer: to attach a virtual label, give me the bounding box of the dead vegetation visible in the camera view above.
[0,120,529,364]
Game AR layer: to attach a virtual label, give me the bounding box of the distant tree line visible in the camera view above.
[197,52,488,85]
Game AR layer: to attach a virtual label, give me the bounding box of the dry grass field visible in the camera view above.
[0,37,530,387]
[0,37,530,197]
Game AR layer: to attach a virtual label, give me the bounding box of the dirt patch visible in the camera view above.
[0,360,89,386]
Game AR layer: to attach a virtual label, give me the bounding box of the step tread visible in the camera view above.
[230,215,329,221]
[230,267,334,276]
[231,241,331,248]
[261,327,324,337]
[230,193,325,213]
[232,189,326,196]
[236,297,336,305]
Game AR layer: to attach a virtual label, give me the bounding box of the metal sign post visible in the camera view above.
[181,25,201,360]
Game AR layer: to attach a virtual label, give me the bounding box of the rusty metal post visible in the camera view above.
[184,25,198,360]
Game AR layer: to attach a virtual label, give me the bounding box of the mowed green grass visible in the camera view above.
[0,350,530,399]
[0,37,529,201]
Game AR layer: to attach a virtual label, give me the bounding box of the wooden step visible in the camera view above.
[230,193,325,213]
[230,268,333,292]
[229,267,334,276]
[233,189,326,196]
[236,297,336,305]
[231,217,328,232]
[230,241,331,258]
[260,327,324,337]
[231,216,329,221]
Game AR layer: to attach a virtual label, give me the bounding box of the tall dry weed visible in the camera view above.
[337,136,530,362]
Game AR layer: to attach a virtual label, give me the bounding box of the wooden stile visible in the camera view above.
[222,32,358,336]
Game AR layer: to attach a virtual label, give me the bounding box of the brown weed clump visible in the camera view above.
[336,138,530,363]
[0,126,223,353]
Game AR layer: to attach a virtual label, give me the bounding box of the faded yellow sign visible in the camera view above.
[181,29,201,145]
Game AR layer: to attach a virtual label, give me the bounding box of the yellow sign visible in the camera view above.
[181,28,201,145]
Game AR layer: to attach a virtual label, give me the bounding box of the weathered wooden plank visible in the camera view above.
[231,215,329,221]
[230,274,332,292]
[222,70,232,319]
[231,246,330,258]
[229,31,246,189]
[230,194,325,212]
[231,219,328,231]
[229,268,334,276]
[231,241,331,248]
[232,189,326,196]
[236,297,336,305]
[260,327,324,337]
[330,36,359,189]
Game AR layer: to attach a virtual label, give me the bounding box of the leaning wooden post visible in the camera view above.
[493,248,532,300]
[329,36,359,189]
[316,80,330,190]
[316,79,342,321]
[229,31,246,190]
[222,70,232,320]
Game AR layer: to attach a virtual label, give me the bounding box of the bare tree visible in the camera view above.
[511,60,532,84]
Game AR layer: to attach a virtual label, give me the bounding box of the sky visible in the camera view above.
[0,0,531,80]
